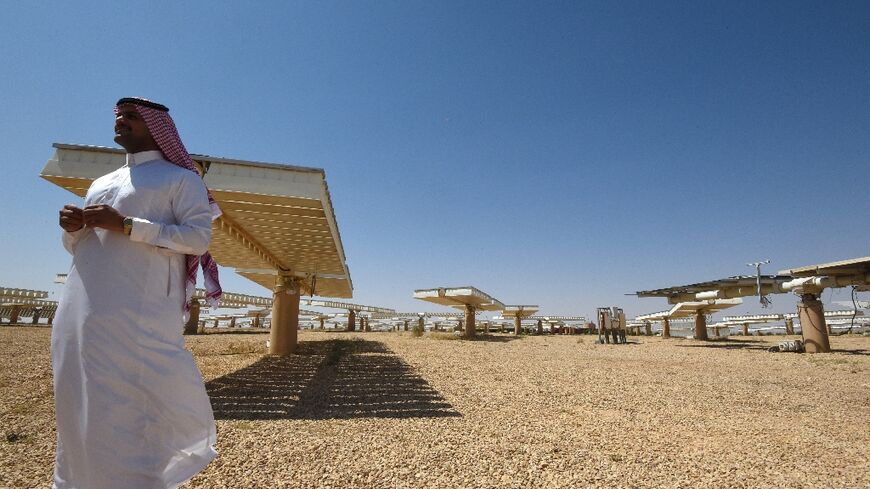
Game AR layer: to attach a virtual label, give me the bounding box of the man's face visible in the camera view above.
[114,104,158,153]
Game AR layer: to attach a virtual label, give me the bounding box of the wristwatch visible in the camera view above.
[123,216,134,236]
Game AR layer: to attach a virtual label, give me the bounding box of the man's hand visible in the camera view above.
[82,204,125,233]
[59,205,84,232]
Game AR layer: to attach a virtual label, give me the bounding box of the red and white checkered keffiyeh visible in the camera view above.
[114,98,223,312]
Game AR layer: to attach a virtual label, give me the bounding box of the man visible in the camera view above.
[53,97,221,489]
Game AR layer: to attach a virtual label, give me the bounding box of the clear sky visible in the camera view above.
[1,1,868,320]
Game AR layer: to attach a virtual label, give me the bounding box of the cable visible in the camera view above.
[831,286,860,336]
[849,286,858,334]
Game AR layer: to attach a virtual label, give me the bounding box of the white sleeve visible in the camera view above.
[129,173,213,255]
[61,228,87,255]
[61,189,91,255]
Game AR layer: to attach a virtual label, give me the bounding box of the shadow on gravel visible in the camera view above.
[205,338,461,420]
[463,334,522,343]
[720,338,773,344]
[202,328,270,335]
[831,348,870,356]
[674,342,771,351]
[676,339,870,355]
[425,332,525,343]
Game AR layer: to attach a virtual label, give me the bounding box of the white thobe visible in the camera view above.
[52,150,218,489]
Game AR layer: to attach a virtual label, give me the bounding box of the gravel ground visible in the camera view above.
[1,326,868,488]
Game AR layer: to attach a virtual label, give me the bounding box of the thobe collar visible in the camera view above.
[126,150,165,167]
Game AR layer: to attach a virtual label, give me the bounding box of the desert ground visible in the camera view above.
[1,327,868,488]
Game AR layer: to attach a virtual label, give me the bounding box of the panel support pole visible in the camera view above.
[347,310,356,332]
[694,312,708,340]
[270,275,299,356]
[798,293,830,353]
[464,304,476,338]
[184,298,201,335]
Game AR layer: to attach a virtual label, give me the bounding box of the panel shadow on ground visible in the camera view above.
[205,338,461,420]
[674,341,772,352]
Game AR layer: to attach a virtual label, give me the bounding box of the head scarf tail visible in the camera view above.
[115,99,223,313]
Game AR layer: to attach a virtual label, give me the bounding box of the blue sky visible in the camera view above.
[1,1,868,319]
